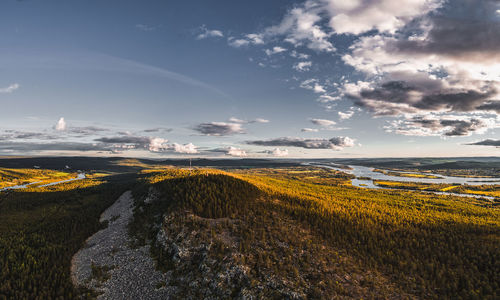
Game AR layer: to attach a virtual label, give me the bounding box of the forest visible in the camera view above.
[129,167,499,299]
[0,162,498,299]
[0,172,137,299]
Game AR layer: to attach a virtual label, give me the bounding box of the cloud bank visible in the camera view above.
[466,139,500,147]
[248,136,355,150]
[193,122,245,136]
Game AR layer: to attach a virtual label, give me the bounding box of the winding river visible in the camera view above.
[308,163,499,201]
[0,173,86,192]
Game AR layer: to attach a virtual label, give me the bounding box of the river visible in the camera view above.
[0,173,86,192]
[307,163,499,201]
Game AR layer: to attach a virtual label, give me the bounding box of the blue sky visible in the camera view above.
[0,0,499,158]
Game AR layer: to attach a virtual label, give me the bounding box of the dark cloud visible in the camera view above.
[353,80,497,116]
[0,131,59,141]
[143,127,173,133]
[193,122,245,136]
[390,116,492,136]
[341,0,500,139]
[1,127,110,141]
[247,136,354,150]
[68,126,109,135]
[417,89,497,112]
[0,142,108,152]
[95,136,151,145]
[466,139,500,146]
[392,1,500,62]
[360,81,417,104]
[476,101,500,113]
[440,119,487,136]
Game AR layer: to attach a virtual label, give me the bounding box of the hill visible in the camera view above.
[123,168,499,299]
[1,165,498,299]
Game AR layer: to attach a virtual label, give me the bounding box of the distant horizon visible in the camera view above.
[0,154,498,160]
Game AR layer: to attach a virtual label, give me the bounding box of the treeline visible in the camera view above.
[0,174,136,299]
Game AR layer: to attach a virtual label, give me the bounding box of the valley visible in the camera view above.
[0,156,498,299]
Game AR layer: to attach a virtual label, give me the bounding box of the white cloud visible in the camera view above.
[326,0,442,35]
[271,148,289,157]
[228,117,270,124]
[228,33,265,48]
[300,79,326,93]
[0,83,20,93]
[237,0,439,53]
[197,25,224,39]
[245,33,265,45]
[148,138,169,152]
[226,146,247,157]
[314,85,326,93]
[264,3,335,52]
[228,38,250,47]
[228,117,246,124]
[293,61,312,72]
[55,117,67,131]
[265,46,287,56]
[290,50,310,59]
[173,142,198,154]
[338,111,354,120]
[318,94,340,103]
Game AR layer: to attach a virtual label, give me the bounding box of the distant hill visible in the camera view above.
[0,156,300,172]
[322,157,500,176]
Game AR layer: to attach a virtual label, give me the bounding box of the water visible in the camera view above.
[0,181,41,191]
[38,173,86,187]
[0,173,86,192]
[307,163,499,200]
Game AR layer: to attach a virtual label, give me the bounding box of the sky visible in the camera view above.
[0,0,499,158]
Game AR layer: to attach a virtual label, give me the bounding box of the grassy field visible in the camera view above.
[374,180,500,202]
[0,168,76,189]
[373,168,442,179]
